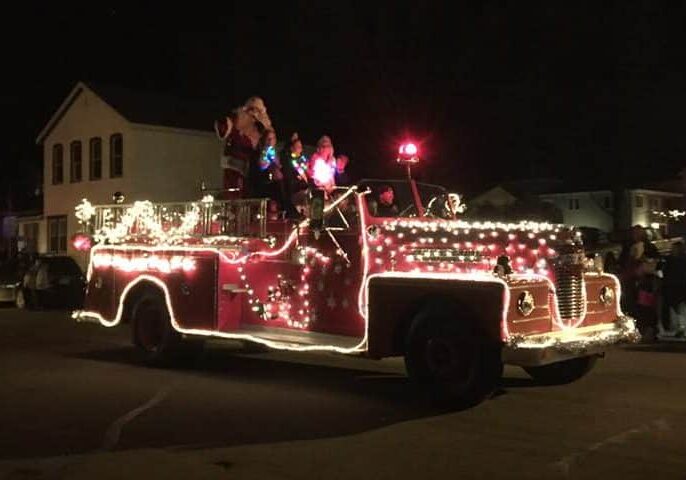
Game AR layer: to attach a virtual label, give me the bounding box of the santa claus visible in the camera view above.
[214,97,273,198]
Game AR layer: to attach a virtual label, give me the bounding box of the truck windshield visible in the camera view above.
[359,179,447,218]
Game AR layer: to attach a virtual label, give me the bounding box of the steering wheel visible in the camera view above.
[397,203,417,217]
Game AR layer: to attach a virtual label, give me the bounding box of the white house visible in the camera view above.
[624,189,683,228]
[538,190,615,232]
[469,181,683,233]
[538,188,683,232]
[29,81,224,266]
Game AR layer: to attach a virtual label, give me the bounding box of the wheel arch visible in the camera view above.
[366,276,507,358]
[121,279,169,325]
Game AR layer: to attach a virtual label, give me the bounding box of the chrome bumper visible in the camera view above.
[502,316,640,367]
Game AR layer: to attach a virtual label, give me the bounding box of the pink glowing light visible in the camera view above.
[72,233,93,251]
[311,155,335,189]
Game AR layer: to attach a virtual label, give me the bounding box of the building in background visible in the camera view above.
[469,180,684,234]
[538,188,683,233]
[30,82,224,267]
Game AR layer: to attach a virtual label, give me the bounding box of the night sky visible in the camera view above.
[2,2,685,210]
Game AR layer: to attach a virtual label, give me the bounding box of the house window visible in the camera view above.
[48,216,67,253]
[110,133,123,178]
[604,196,611,209]
[52,144,63,184]
[70,141,82,183]
[22,222,39,253]
[568,198,580,210]
[635,195,644,208]
[89,137,102,180]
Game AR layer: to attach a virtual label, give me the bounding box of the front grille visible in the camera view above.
[554,263,585,320]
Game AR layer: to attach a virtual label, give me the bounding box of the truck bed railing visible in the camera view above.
[88,198,268,241]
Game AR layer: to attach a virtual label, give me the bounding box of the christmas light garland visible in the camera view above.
[73,188,637,354]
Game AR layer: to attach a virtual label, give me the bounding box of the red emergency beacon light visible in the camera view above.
[396,141,424,215]
[397,142,420,164]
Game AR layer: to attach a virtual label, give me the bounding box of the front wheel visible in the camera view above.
[404,303,503,408]
[131,293,203,366]
[523,356,598,385]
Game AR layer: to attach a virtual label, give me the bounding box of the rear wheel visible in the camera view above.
[404,302,503,407]
[524,356,597,385]
[131,293,204,366]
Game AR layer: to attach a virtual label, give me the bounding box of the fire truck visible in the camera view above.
[73,143,638,406]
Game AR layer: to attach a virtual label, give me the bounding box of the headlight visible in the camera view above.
[517,291,535,316]
[599,286,615,306]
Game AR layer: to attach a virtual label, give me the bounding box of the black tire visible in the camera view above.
[131,293,204,366]
[404,302,503,408]
[523,356,597,385]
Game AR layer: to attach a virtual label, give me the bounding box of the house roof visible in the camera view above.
[469,178,564,201]
[468,186,518,206]
[37,81,226,144]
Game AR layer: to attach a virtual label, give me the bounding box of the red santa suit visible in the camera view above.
[214,97,272,199]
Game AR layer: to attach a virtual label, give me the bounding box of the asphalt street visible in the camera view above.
[1,307,686,479]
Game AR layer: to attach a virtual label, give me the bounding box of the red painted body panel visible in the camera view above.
[506,279,552,336]
[80,190,627,355]
[583,275,620,326]
[216,251,245,332]
[84,262,117,321]
[87,248,217,329]
[304,228,365,338]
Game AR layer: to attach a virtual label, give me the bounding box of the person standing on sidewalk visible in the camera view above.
[660,241,686,338]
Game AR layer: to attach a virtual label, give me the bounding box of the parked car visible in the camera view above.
[643,226,683,256]
[20,255,86,309]
[577,227,622,274]
[0,259,27,307]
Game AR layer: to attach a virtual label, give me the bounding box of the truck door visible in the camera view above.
[304,192,365,339]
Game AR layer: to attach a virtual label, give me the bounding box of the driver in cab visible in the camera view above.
[369,184,399,217]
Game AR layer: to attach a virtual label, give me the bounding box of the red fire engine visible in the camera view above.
[73,143,638,406]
